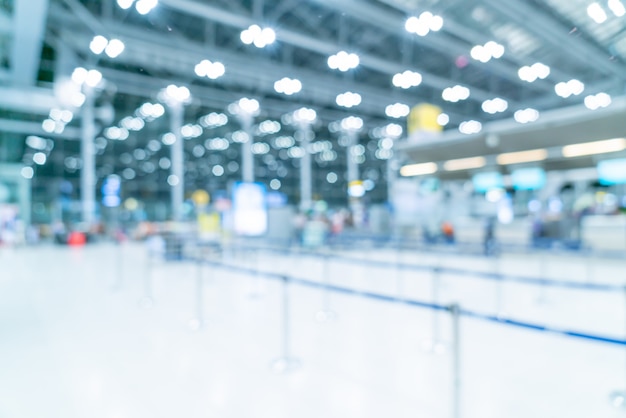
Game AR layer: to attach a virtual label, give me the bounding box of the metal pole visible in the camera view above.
[170,103,184,221]
[299,126,312,211]
[190,257,204,331]
[270,275,300,373]
[346,130,359,184]
[537,251,548,304]
[140,251,154,308]
[242,117,254,183]
[80,88,97,226]
[450,304,461,418]
[493,254,504,316]
[316,249,336,321]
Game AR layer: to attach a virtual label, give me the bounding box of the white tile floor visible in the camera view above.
[1,242,625,418]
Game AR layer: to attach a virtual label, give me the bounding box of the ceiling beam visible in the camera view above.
[158,0,516,105]
[0,118,80,140]
[11,0,49,85]
[481,0,626,81]
[0,86,60,114]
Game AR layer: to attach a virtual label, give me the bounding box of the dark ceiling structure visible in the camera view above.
[1,0,625,215]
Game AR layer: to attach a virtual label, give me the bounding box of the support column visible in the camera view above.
[241,117,254,183]
[299,127,312,211]
[346,131,359,183]
[170,103,184,221]
[81,88,97,225]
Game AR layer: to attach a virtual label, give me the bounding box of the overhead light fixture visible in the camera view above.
[274,77,302,95]
[555,79,585,98]
[518,63,550,82]
[442,85,470,102]
[327,51,360,72]
[482,97,508,114]
[392,70,422,89]
[336,91,362,108]
[562,138,626,158]
[587,2,608,23]
[385,103,410,118]
[497,149,547,165]
[459,120,482,135]
[584,92,612,110]
[608,0,626,16]
[514,108,540,124]
[444,156,486,171]
[470,41,505,63]
[240,25,276,48]
[194,59,225,79]
[405,12,443,36]
[400,162,438,177]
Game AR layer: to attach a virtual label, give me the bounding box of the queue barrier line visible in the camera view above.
[227,243,624,293]
[194,256,626,347]
[326,234,626,261]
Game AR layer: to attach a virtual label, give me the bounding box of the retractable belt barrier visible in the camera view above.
[228,243,623,293]
[195,255,626,346]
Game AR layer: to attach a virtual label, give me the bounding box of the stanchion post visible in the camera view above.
[316,248,337,322]
[189,256,204,331]
[492,254,505,317]
[139,250,154,308]
[270,275,300,373]
[450,303,461,418]
[536,250,548,304]
[610,285,626,408]
[112,240,123,291]
[424,266,444,353]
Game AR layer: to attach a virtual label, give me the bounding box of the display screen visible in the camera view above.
[511,167,546,190]
[598,159,626,185]
[472,172,503,192]
[232,182,268,236]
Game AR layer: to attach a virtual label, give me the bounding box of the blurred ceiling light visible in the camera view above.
[228,97,260,116]
[336,91,362,108]
[104,39,125,58]
[459,120,482,134]
[444,156,486,171]
[514,108,540,124]
[159,84,192,106]
[292,107,317,125]
[555,79,585,98]
[442,85,470,102]
[562,138,626,158]
[497,149,547,165]
[392,70,422,89]
[199,112,228,128]
[89,35,108,55]
[437,113,450,126]
[340,116,364,131]
[482,97,508,114]
[274,77,302,95]
[405,12,443,36]
[240,25,276,48]
[327,51,359,72]
[518,63,550,82]
[194,59,225,79]
[584,92,612,110]
[400,162,438,177]
[471,41,505,63]
[587,2,608,23]
[135,0,158,15]
[385,103,410,118]
[116,0,134,9]
[608,0,626,16]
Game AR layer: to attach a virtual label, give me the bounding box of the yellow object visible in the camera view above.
[191,189,210,206]
[407,103,443,134]
[198,213,220,233]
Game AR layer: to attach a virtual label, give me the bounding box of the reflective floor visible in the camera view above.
[1,243,625,418]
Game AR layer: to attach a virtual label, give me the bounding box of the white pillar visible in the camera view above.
[241,117,254,183]
[300,127,313,211]
[170,103,184,221]
[81,88,97,225]
[346,131,359,183]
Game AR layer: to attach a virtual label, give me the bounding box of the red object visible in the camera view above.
[68,232,86,246]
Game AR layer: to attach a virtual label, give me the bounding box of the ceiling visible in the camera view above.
[0,0,625,208]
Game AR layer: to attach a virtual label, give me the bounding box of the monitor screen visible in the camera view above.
[511,167,546,190]
[472,172,503,192]
[598,159,626,185]
[232,182,268,236]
